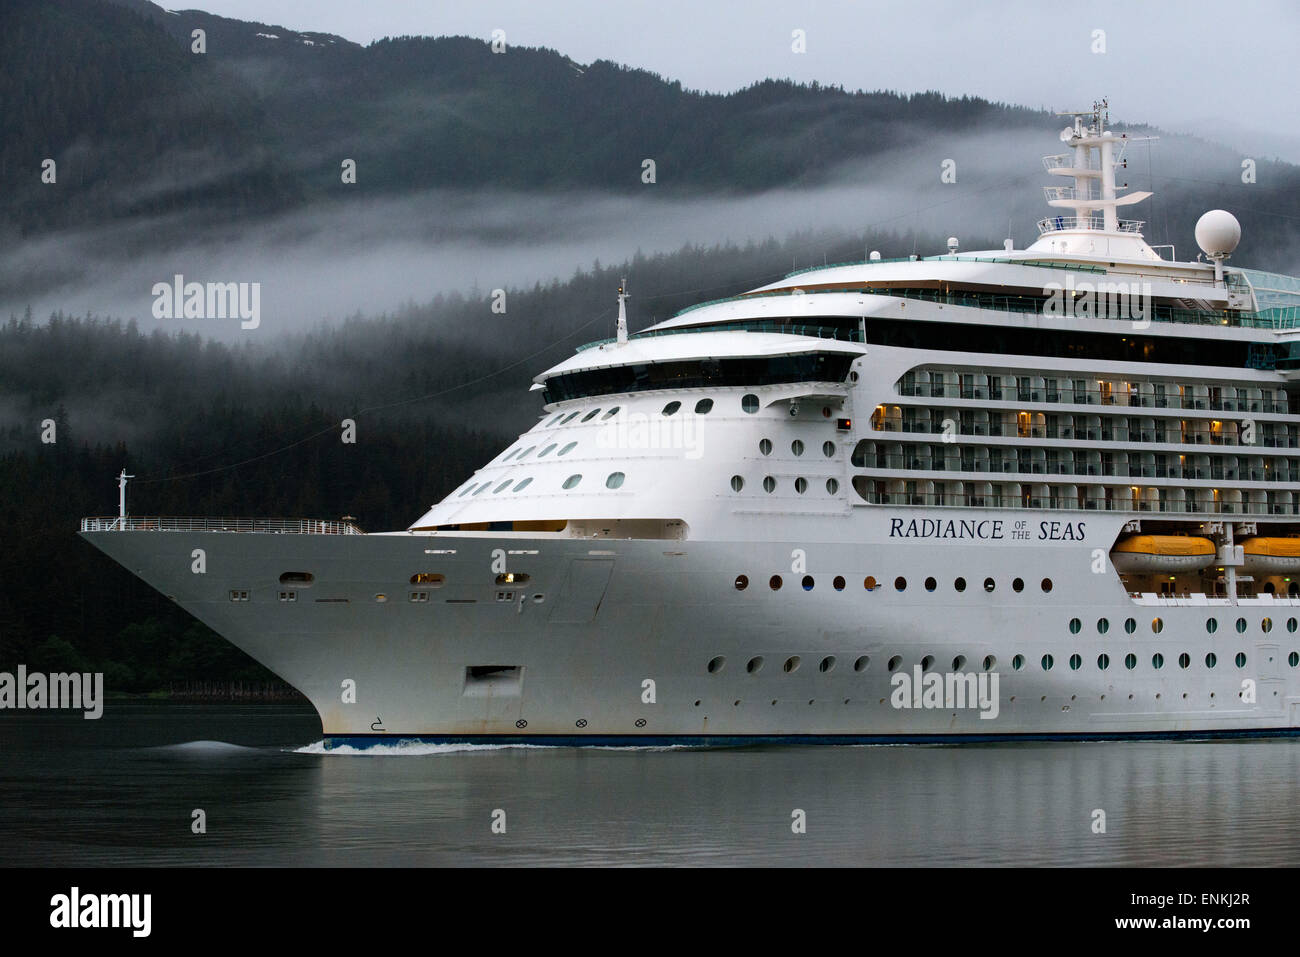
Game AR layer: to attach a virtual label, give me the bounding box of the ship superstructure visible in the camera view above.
[83,105,1300,744]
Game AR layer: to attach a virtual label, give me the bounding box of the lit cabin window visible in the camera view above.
[562,474,582,489]
[606,472,626,489]
[410,573,445,587]
[695,398,714,414]
[496,572,531,585]
[513,477,533,492]
[279,572,314,586]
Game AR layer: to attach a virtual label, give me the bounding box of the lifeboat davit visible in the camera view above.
[1239,537,1300,575]
[1110,535,1215,574]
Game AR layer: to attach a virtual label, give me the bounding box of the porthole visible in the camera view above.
[662,400,681,416]
[983,577,995,593]
[864,575,879,591]
[562,474,582,489]
[707,656,726,674]
[493,479,512,493]
[601,407,619,419]
[1289,618,1298,633]
[1012,654,1025,671]
[924,576,937,592]
[1041,654,1054,671]
[769,575,783,591]
[982,655,996,671]
[1012,578,1024,593]
[1236,617,1247,634]
[920,655,935,672]
[1235,652,1247,668]
[1124,653,1137,670]
[819,656,836,673]
[1124,618,1137,634]
[695,398,714,414]
[801,575,815,591]
[495,572,530,585]
[561,411,581,424]
[512,477,533,492]
[1097,653,1110,670]
[1178,653,1191,669]
[538,443,557,457]
[747,656,764,674]
[952,655,966,671]
[759,438,773,455]
[1262,617,1273,633]
[519,445,537,458]
[763,476,776,493]
[1151,617,1163,635]
[457,485,473,497]
[472,483,490,495]
[794,477,808,494]
[1205,652,1217,668]
[581,409,601,422]
[605,471,625,489]
[1068,617,1081,634]
[558,441,578,455]
[1152,653,1164,670]
[826,478,839,494]
[854,655,870,673]
[734,574,749,591]
[954,577,967,592]
[1206,617,1218,634]
[822,441,835,458]
[731,475,744,492]
[1097,618,1110,635]
[548,413,564,425]
[895,576,907,591]
[1068,654,1081,671]
[783,656,801,673]
[1289,652,1299,667]
[887,655,902,672]
[409,573,444,586]
[741,394,759,413]
[833,575,846,591]
[791,439,805,456]
[503,449,520,462]
[1040,578,1052,593]
[280,571,314,585]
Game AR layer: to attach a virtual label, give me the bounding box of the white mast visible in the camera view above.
[117,469,134,526]
[616,279,629,345]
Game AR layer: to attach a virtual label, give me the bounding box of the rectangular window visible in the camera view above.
[229,590,249,602]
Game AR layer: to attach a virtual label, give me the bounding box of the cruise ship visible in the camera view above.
[82,105,1300,745]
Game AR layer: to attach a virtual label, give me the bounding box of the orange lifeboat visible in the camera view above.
[1239,537,1300,575]
[1110,535,1215,573]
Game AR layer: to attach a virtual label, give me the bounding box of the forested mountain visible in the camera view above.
[5,0,1298,271]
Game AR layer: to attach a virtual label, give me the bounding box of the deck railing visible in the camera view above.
[79,516,364,534]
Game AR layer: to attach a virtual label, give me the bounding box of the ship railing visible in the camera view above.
[79,516,365,535]
[1036,215,1144,235]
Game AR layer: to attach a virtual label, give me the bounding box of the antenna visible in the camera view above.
[616,279,629,345]
[117,468,134,524]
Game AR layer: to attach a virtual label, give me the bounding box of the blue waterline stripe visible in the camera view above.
[322,727,1300,750]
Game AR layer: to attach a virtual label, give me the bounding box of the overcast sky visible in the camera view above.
[186,0,1300,161]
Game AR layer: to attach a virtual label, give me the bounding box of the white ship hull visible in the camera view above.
[82,507,1300,745]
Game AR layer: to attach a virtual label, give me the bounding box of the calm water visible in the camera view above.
[1,701,1298,866]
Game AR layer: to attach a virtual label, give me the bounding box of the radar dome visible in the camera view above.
[1195,210,1241,258]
